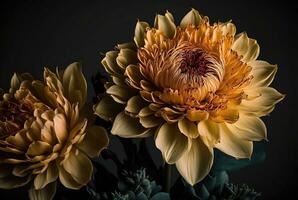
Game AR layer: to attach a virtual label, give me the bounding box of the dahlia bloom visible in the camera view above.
[95,9,284,185]
[0,63,108,199]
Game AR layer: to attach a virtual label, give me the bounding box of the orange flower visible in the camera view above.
[95,9,284,185]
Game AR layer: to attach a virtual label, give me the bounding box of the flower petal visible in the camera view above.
[62,149,92,186]
[240,87,285,117]
[27,141,52,157]
[249,60,278,87]
[140,115,163,128]
[58,164,81,190]
[155,13,176,38]
[106,84,136,104]
[29,181,57,200]
[0,175,31,189]
[53,114,68,144]
[232,32,260,62]
[155,123,188,164]
[94,95,124,121]
[34,163,58,190]
[62,62,87,108]
[134,21,149,47]
[215,124,253,159]
[226,114,267,141]
[178,118,199,138]
[125,95,147,115]
[175,138,213,186]
[111,112,152,138]
[197,120,220,145]
[180,8,202,28]
[78,126,109,158]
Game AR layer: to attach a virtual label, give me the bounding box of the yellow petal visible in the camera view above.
[186,109,209,122]
[58,164,81,190]
[78,126,109,158]
[106,84,136,104]
[62,62,87,108]
[0,175,31,189]
[155,123,188,164]
[62,149,92,186]
[220,22,236,36]
[134,21,149,47]
[139,115,163,128]
[180,8,201,28]
[226,114,267,141]
[215,124,253,159]
[53,114,68,144]
[175,138,213,186]
[116,48,138,69]
[240,87,285,117]
[29,181,57,200]
[125,95,147,115]
[249,60,278,87]
[27,141,52,157]
[155,14,176,38]
[34,163,58,190]
[232,32,260,62]
[102,51,123,75]
[178,118,199,138]
[94,95,124,121]
[111,112,152,138]
[197,120,220,145]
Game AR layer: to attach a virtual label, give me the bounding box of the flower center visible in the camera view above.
[0,99,34,139]
[179,49,210,76]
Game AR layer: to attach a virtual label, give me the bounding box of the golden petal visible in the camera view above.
[116,48,138,69]
[62,149,92,186]
[58,164,82,190]
[34,163,58,190]
[197,120,220,145]
[94,95,124,121]
[77,126,109,158]
[111,112,153,138]
[155,123,188,164]
[180,8,202,28]
[139,115,163,128]
[249,60,278,87]
[0,175,31,189]
[27,141,52,157]
[134,21,149,48]
[186,109,209,122]
[215,123,253,159]
[102,51,124,75]
[175,137,213,186]
[178,118,199,138]
[53,114,68,144]
[29,181,57,200]
[155,14,176,38]
[106,84,137,104]
[125,95,147,115]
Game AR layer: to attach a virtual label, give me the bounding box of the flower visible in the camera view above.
[0,63,109,199]
[95,9,284,185]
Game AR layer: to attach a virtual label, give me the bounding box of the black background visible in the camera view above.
[0,0,297,199]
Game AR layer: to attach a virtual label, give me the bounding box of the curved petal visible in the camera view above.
[178,118,199,138]
[226,114,267,141]
[215,124,253,159]
[134,21,149,47]
[197,120,220,145]
[232,32,260,62]
[77,126,109,158]
[58,164,81,190]
[106,85,136,104]
[62,149,92,186]
[111,112,152,138]
[53,113,68,144]
[175,137,213,186]
[94,95,124,121]
[0,175,31,189]
[155,13,176,38]
[240,87,285,117]
[219,22,236,36]
[249,60,278,87]
[29,181,57,200]
[155,123,188,164]
[34,163,58,190]
[180,8,202,28]
[62,62,88,108]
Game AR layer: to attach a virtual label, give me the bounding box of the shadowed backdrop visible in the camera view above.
[0,0,297,199]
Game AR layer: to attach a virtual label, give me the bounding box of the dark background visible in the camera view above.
[0,0,297,199]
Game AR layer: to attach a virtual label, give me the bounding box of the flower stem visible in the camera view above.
[163,162,171,192]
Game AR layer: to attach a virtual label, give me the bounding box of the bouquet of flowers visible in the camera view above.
[0,9,284,200]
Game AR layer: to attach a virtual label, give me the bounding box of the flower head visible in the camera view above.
[0,63,109,199]
[95,9,284,185]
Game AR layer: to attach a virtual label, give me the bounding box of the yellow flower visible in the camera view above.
[0,63,109,199]
[95,9,284,185]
